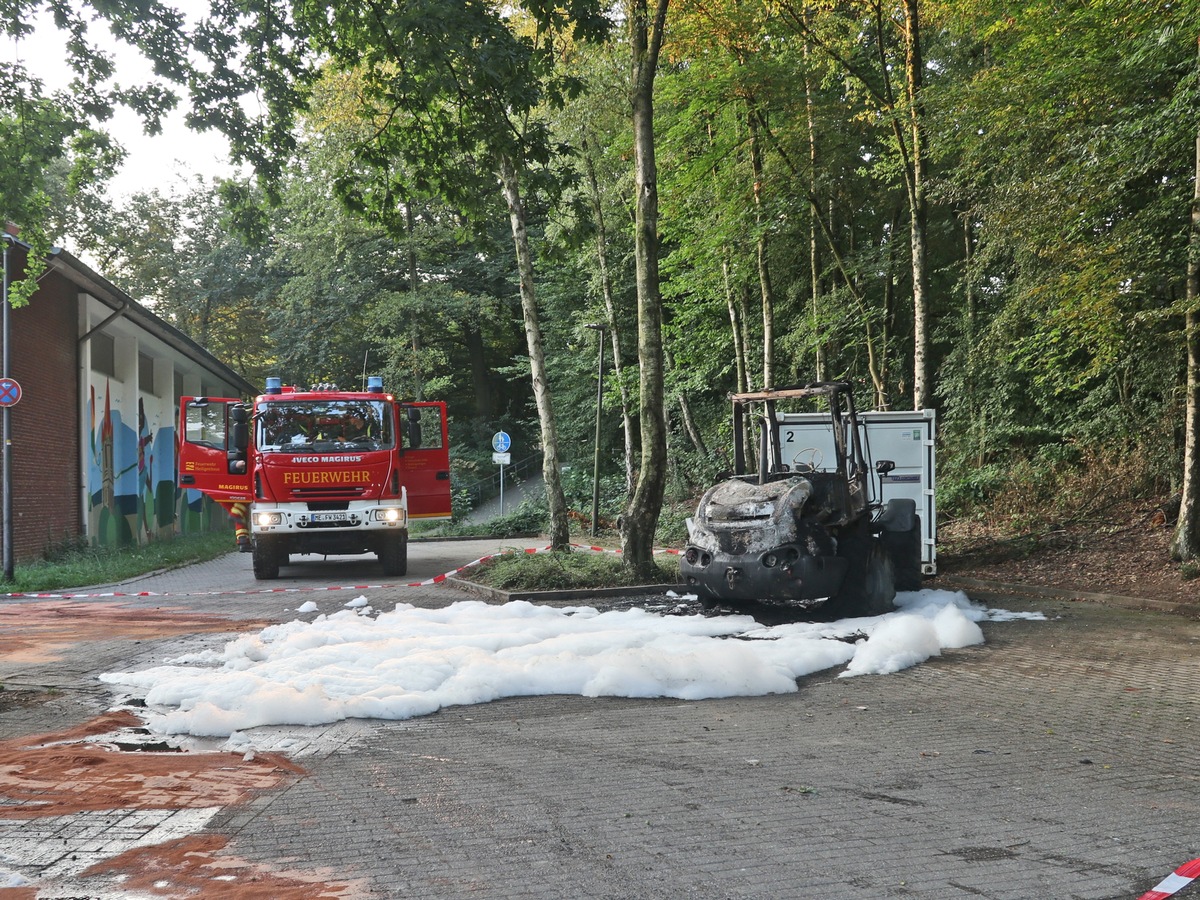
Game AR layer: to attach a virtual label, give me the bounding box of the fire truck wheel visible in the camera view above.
[252,536,282,580]
[378,531,408,577]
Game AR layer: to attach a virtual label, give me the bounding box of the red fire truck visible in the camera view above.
[178,376,451,579]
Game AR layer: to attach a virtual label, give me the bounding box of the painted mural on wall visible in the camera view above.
[87,380,220,547]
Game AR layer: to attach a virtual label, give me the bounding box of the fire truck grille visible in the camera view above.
[292,488,368,500]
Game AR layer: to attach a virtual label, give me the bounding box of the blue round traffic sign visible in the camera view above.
[491,431,511,453]
[0,378,21,407]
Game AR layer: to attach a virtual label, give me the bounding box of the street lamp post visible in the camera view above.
[1,236,12,581]
[584,323,606,537]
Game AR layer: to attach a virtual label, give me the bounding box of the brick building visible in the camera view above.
[2,234,255,562]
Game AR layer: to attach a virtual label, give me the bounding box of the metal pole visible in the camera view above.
[586,324,606,536]
[2,238,12,581]
[499,464,505,516]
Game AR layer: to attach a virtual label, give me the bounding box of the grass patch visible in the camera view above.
[414,493,549,540]
[461,549,680,592]
[5,530,236,593]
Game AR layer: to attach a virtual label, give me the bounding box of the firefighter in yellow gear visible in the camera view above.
[220,501,252,552]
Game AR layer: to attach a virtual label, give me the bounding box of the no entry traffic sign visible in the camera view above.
[0,378,20,407]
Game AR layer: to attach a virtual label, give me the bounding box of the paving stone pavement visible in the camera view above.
[2,540,1198,899]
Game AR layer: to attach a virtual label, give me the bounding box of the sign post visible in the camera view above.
[0,238,13,582]
[0,378,23,583]
[491,431,512,515]
[0,378,21,408]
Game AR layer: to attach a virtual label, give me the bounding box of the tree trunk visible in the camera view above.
[723,259,748,393]
[464,323,494,421]
[620,0,670,578]
[805,30,826,383]
[963,212,986,468]
[878,205,904,411]
[678,392,708,456]
[709,116,749,396]
[902,0,932,411]
[749,108,775,391]
[723,258,754,468]
[582,141,637,492]
[783,1,931,407]
[804,190,887,403]
[1170,122,1200,562]
[497,154,571,551]
[404,202,426,400]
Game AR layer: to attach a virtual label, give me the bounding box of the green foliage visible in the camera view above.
[937,464,1010,519]
[653,497,692,548]
[18,0,1200,558]
[558,466,626,531]
[2,0,189,299]
[100,180,279,389]
[459,493,551,539]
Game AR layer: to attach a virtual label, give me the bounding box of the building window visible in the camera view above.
[139,353,158,396]
[92,332,115,377]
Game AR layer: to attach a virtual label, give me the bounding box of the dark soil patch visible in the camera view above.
[936,505,1198,611]
[0,688,57,712]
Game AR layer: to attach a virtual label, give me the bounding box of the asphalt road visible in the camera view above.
[1,540,1198,899]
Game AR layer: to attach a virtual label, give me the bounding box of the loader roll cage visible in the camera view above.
[731,382,872,495]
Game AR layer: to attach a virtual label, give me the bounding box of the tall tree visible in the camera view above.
[776,0,934,408]
[899,0,932,410]
[1170,99,1200,561]
[498,153,571,549]
[620,0,671,575]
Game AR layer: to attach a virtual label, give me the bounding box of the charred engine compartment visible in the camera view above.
[681,474,850,606]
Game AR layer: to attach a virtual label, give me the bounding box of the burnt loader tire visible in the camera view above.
[828,524,896,618]
[252,536,281,580]
[379,531,408,577]
[860,540,897,616]
[882,515,922,592]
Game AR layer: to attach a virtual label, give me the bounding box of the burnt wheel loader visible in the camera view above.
[680,383,923,618]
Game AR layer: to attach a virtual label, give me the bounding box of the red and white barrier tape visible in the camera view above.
[1,543,680,602]
[1139,858,1200,899]
[570,542,681,556]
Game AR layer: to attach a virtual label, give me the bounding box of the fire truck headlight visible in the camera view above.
[374,508,402,523]
[256,512,283,527]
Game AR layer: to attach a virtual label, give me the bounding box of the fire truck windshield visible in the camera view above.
[256,400,394,453]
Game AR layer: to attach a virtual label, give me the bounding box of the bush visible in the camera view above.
[939,442,1172,535]
[463,548,679,591]
[654,496,692,547]
[938,464,1010,518]
[558,466,626,533]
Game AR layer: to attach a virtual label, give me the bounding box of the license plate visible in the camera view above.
[310,512,348,523]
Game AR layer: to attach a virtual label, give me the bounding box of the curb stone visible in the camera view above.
[444,576,689,605]
[448,572,1194,617]
[935,574,1193,615]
